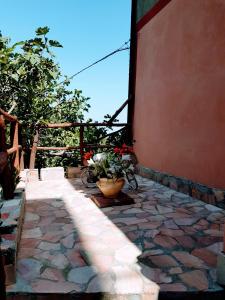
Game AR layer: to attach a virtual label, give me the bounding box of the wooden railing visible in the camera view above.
[0,108,23,199]
[29,122,129,169]
[29,98,130,169]
[0,98,130,175]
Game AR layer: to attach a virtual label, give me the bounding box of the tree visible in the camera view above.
[0,27,108,167]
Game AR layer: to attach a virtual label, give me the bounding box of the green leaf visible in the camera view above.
[49,40,63,48]
[11,73,19,81]
[48,70,58,79]
[35,26,50,36]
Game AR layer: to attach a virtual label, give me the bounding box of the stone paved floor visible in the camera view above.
[6,176,225,297]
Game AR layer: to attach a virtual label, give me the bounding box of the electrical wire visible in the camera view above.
[56,39,130,86]
[40,39,130,120]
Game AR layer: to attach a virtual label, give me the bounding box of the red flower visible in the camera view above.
[83,151,93,160]
[114,147,120,154]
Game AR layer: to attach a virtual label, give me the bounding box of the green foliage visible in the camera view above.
[87,151,134,180]
[0,27,111,168]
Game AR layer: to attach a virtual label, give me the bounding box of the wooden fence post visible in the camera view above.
[20,150,25,171]
[13,122,19,171]
[79,125,84,164]
[0,115,14,199]
[0,116,6,151]
[29,128,39,169]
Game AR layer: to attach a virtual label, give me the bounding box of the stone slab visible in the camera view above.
[41,167,64,181]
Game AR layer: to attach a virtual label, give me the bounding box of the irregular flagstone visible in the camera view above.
[41,223,64,234]
[179,270,209,291]
[175,235,195,249]
[54,210,68,218]
[207,212,224,222]
[210,223,220,230]
[139,249,164,258]
[68,266,97,284]
[144,229,160,239]
[31,279,82,293]
[50,253,69,269]
[18,248,43,259]
[197,219,209,226]
[41,268,65,281]
[204,229,223,237]
[23,221,39,230]
[41,232,65,243]
[20,238,40,249]
[112,217,148,225]
[139,222,161,230]
[163,219,179,229]
[154,235,178,248]
[182,227,198,234]
[148,255,179,267]
[61,233,75,248]
[22,228,42,239]
[176,207,192,215]
[51,200,64,208]
[123,208,144,214]
[127,230,143,241]
[197,236,223,247]
[160,228,184,237]
[174,218,199,226]
[38,241,61,251]
[156,205,174,214]
[205,204,222,212]
[24,212,40,222]
[206,242,223,254]
[38,216,56,227]
[6,277,33,293]
[169,267,182,274]
[38,210,55,217]
[17,258,42,281]
[140,264,172,284]
[148,215,166,222]
[144,241,155,249]
[172,251,207,269]
[7,176,225,297]
[191,248,217,267]
[55,217,72,224]
[66,249,86,268]
[160,283,187,292]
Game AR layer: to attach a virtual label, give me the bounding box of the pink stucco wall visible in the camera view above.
[134,0,225,189]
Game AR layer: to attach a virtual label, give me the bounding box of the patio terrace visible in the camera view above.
[6,174,225,300]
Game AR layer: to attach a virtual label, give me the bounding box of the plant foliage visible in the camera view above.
[0,27,111,167]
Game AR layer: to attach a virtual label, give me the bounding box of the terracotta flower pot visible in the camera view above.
[82,159,88,166]
[96,178,125,198]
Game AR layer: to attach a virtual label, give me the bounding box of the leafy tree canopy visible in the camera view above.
[0,27,111,167]
[0,26,89,124]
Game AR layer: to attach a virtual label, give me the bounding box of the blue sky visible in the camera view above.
[0,0,131,122]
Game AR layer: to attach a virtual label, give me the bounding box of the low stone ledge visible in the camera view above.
[137,164,225,209]
[0,188,26,285]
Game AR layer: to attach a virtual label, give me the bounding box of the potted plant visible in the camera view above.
[84,145,135,198]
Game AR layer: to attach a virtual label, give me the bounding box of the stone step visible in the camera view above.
[26,167,65,182]
[40,167,65,181]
